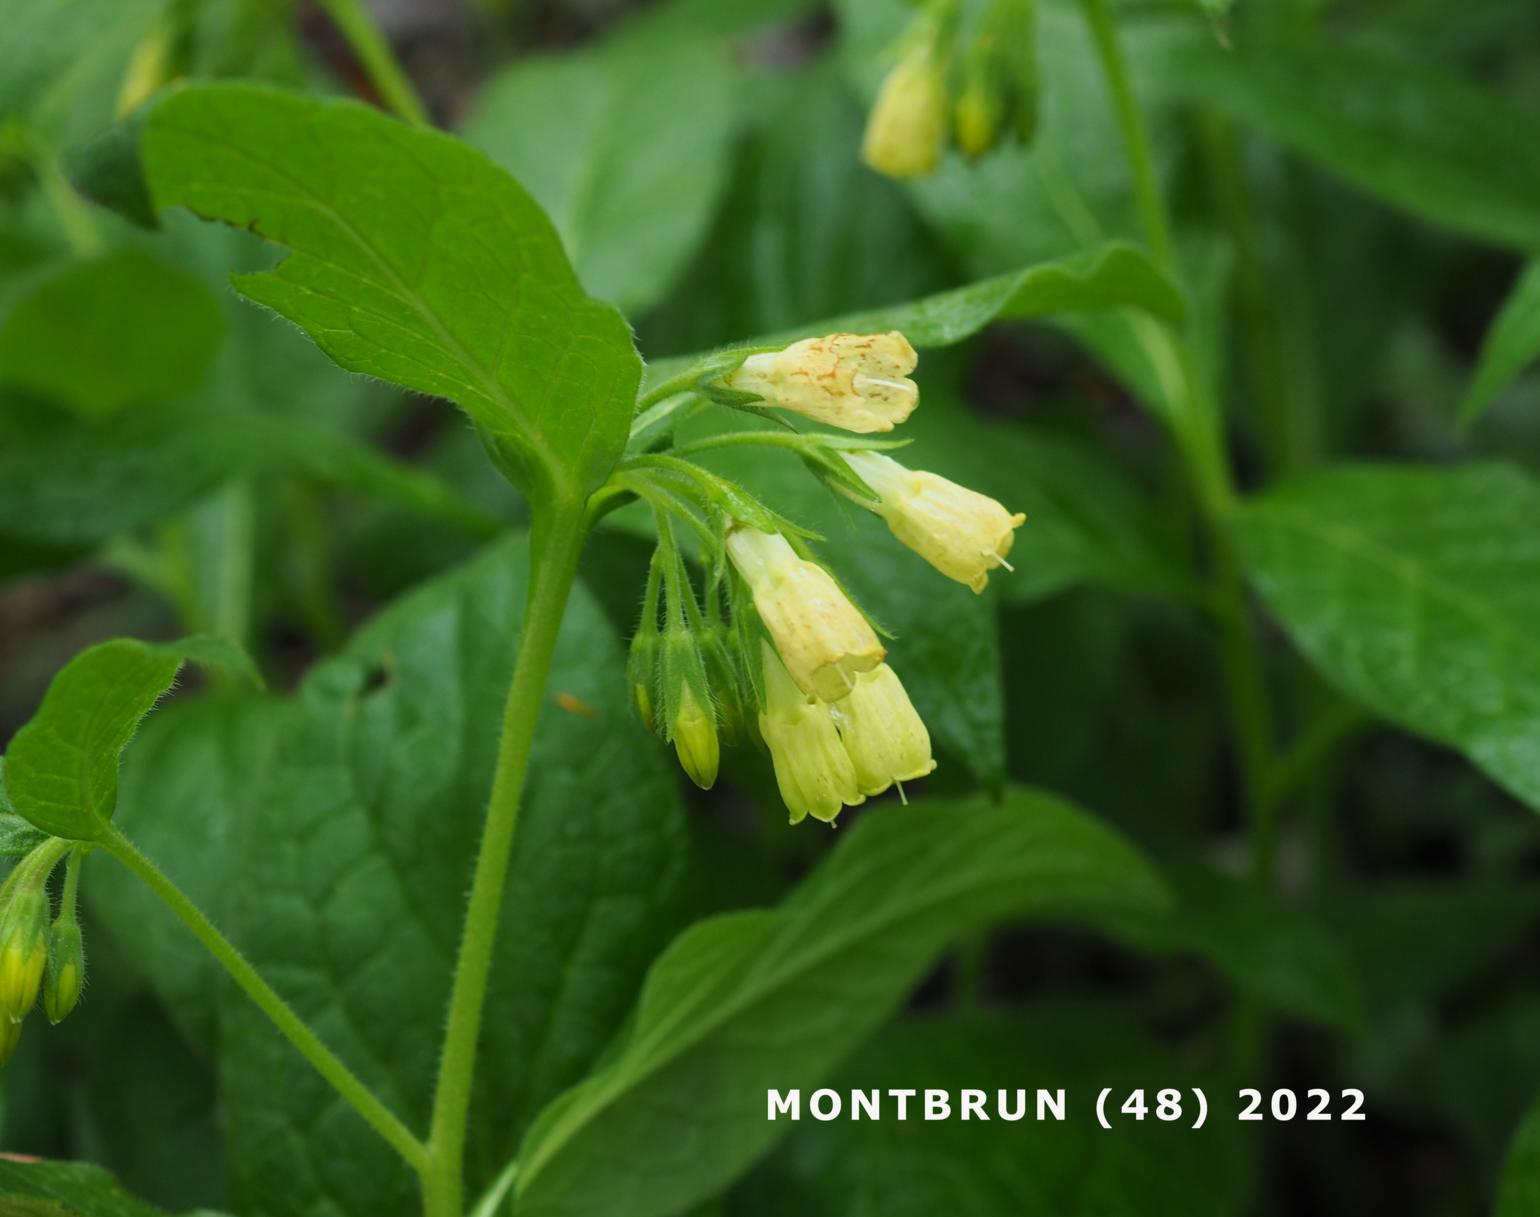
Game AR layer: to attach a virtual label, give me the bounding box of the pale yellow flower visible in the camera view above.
[843,450,1025,593]
[726,332,919,433]
[726,526,884,702]
[861,47,948,179]
[759,646,864,825]
[829,663,936,797]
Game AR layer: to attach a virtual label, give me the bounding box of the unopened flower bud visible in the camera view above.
[0,1015,20,1067]
[726,527,884,702]
[43,918,84,1025]
[725,333,919,434]
[0,888,49,1022]
[861,46,948,179]
[702,631,746,747]
[671,684,720,791]
[829,664,936,796]
[842,451,1025,593]
[627,628,660,735]
[955,76,1005,160]
[759,646,864,825]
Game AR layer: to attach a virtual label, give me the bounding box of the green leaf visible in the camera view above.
[0,1158,217,1217]
[511,787,1166,1217]
[87,697,287,1052]
[2,636,257,840]
[1153,35,1540,252]
[1461,261,1540,427]
[1235,463,1540,813]
[0,246,224,419]
[91,537,701,1215]
[736,1008,1252,1217]
[642,243,1185,394]
[464,29,737,316]
[141,83,641,499]
[1095,860,1364,1032]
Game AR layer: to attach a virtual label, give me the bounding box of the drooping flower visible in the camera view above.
[842,450,1025,593]
[829,663,936,797]
[861,46,949,179]
[725,333,919,434]
[758,646,864,825]
[726,526,884,702]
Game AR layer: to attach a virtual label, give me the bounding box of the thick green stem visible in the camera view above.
[102,826,427,1170]
[1079,0,1174,269]
[316,0,430,126]
[1196,110,1300,475]
[421,505,588,1217]
[1077,0,1277,880]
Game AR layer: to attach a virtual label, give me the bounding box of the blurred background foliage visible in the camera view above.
[3,0,1540,1214]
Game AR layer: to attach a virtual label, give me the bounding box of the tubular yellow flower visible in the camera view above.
[829,663,937,796]
[725,332,919,433]
[843,450,1025,593]
[671,684,720,791]
[759,646,864,825]
[861,46,948,179]
[726,527,884,702]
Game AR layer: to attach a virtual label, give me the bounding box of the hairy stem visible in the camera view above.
[316,0,430,126]
[102,826,427,1169]
[421,505,588,1217]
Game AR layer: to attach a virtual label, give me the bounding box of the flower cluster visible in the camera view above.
[0,843,86,1065]
[624,328,1024,825]
[861,0,1040,180]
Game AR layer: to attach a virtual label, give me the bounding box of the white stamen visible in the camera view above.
[896,779,909,806]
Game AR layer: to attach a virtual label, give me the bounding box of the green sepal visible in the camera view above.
[43,916,84,1025]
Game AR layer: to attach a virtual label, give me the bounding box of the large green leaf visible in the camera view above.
[140,83,641,499]
[87,697,287,1052]
[2,636,257,840]
[736,1008,1251,1217]
[1461,261,1540,427]
[1152,35,1540,253]
[0,246,224,419]
[511,787,1166,1217]
[0,1158,217,1217]
[464,29,736,316]
[1235,463,1540,812]
[91,538,700,1216]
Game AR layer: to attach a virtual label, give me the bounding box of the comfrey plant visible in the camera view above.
[623,331,1023,822]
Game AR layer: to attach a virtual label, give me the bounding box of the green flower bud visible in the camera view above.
[701,630,746,748]
[627,627,661,735]
[0,1014,21,1067]
[44,917,84,1025]
[671,684,720,791]
[955,75,1005,160]
[0,888,49,1022]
